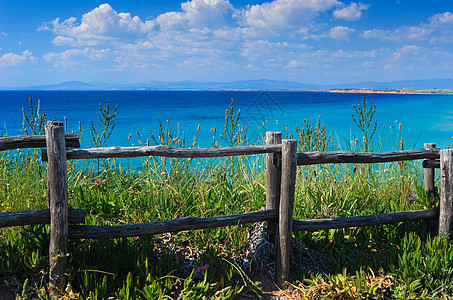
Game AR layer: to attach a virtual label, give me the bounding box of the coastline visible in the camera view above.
[325,88,453,95]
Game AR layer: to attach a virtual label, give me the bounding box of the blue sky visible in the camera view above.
[0,0,452,87]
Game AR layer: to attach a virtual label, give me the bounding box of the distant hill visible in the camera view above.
[326,78,453,90]
[0,81,95,90]
[0,79,319,91]
[1,78,452,91]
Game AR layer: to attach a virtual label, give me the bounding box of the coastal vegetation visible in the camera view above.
[1,97,452,299]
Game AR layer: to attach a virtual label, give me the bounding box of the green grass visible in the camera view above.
[1,98,452,299]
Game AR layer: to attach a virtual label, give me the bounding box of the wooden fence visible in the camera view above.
[1,121,452,294]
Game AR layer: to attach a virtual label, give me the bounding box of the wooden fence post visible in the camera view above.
[266,131,282,244]
[46,121,69,295]
[276,139,297,286]
[440,149,453,238]
[424,143,436,205]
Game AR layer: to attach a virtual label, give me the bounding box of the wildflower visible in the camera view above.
[412,194,417,199]
[95,179,101,186]
[193,264,209,276]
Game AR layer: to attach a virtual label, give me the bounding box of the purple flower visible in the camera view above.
[95,179,101,186]
[193,264,209,276]
[412,194,417,199]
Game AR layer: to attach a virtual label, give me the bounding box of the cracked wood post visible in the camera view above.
[266,131,282,245]
[46,121,69,295]
[440,149,453,238]
[424,143,436,206]
[276,139,297,286]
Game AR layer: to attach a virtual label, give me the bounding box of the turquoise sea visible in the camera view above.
[1,90,453,151]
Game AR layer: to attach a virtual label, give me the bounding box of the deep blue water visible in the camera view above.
[1,90,453,151]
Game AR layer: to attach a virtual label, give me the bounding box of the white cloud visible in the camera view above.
[39,4,154,46]
[330,49,377,59]
[363,26,431,42]
[373,45,446,76]
[333,3,369,21]
[363,11,453,43]
[156,0,234,31]
[38,0,360,61]
[31,1,452,83]
[429,11,453,26]
[392,45,422,60]
[329,26,355,40]
[362,28,391,40]
[241,39,290,60]
[52,36,77,46]
[241,0,341,30]
[428,12,453,44]
[287,60,308,68]
[43,47,111,68]
[38,1,244,71]
[0,50,35,67]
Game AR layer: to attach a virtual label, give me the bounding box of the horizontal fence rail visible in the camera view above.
[68,209,278,239]
[423,159,440,169]
[0,208,85,228]
[0,134,80,151]
[42,144,282,161]
[41,145,442,165]
[66,208,439,239]
[292,208,439,232]
[297,149,440,166]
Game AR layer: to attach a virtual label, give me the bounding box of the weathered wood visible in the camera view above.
[42,144,282,161]
[424,143,437,206]
[297,148,440,166]
[0,134,79,151]
[266,131,282,244]
[41,144,441,165]
[46,121,69,295]
[276,139,297,286]
[292,208,439,232]
[440,149,453,238]
[423,160,440,169]
[68,209,278,239]
[0,208,85,228]
[67,208,439,239]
